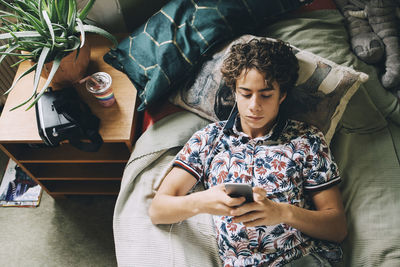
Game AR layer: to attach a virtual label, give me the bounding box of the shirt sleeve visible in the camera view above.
[173,123,216,181]
[303,130,341,191]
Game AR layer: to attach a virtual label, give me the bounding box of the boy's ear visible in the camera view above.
[279,91,287,104]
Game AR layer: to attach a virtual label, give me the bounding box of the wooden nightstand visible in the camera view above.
[0,35,138,198]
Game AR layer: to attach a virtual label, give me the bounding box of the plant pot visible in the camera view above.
[41,41,91,90]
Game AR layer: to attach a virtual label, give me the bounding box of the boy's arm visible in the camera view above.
[149,167,245,225]
[282,186,347,243]
[231,185,347,243]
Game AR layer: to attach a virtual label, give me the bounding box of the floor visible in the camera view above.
[0,150,118,267]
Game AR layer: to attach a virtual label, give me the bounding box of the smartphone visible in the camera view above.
[225,183,254,203]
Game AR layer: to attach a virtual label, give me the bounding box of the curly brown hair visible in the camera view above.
[221,38,299,95]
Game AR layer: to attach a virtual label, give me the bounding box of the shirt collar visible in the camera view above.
[224,112,287,144]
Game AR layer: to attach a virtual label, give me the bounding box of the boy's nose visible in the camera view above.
[249,95,262,111]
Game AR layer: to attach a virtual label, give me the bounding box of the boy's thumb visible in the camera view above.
[253,187,267,202]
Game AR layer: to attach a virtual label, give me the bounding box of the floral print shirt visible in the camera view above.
[174,116,342,267]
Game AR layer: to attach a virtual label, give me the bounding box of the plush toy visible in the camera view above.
[334,0,400,90]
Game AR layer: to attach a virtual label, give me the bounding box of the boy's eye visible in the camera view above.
[240,93,251,98]
[262,95,272,98]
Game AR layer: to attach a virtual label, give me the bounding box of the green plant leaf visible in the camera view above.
[17,40,51,49]
[4,63,36,96]
[9,45,50,111]
[67,0,77,33]
[0,13,20,25]
[42,10,55,48]
[54,0,63,23]
[0,26,11,33]
[51,23,68,43]
[64,35,80,52]
[0,44,19,65]
[10,58,28,68]
[0,0,21,14]
[78,0,95,21]
[52,23,67,32]
[26,52,63,110]
[9,89,37,111]
[54,36,68,42]
[75,18,85,48]
[60,0,69,24]
[79,24,118,48]
[0,51,26,57]
[14,1,40,17]
[0,24,13,33]
[17,10,47,37]
[38,0,47,25]
[18,23,37,31]
[0,31,41,40]
[2,1,37,28]
[15,0,40,16]
[48,0,56,21]
[32,46,50,102]
[74,46,80,61]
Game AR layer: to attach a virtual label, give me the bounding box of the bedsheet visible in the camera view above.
[113,111,218,266]
[114,8,400,267]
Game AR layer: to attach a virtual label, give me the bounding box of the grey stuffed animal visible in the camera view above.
[335,0,400,90]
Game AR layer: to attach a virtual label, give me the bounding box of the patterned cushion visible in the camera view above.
[103,0,311,111]
[169,35,369,144]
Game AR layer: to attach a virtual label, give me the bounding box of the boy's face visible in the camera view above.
[235,68,286,138]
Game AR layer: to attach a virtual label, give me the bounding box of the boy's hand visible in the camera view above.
[196,184,246,216]
[230,187,284,227]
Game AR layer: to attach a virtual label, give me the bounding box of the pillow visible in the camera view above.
[169,35,369,144]
[103,0,311,111]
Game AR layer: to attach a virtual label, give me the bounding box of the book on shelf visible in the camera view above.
[0,159,42,207]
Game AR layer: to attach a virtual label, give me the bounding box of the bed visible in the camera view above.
[107,0,400,266]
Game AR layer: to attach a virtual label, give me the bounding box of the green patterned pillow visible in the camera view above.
[103,0,311,111]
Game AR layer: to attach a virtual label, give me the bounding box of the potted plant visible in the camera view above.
[0,0,118,110]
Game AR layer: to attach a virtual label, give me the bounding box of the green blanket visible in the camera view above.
[263,9,400,266]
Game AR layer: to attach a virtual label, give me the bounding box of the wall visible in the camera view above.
[79,0,167,33]
[0,41,18,108]
[0,4,18,109]
[118,0,168,31]
[78,0,128,33]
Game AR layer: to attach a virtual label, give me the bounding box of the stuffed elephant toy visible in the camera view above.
[334,0,400,90]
